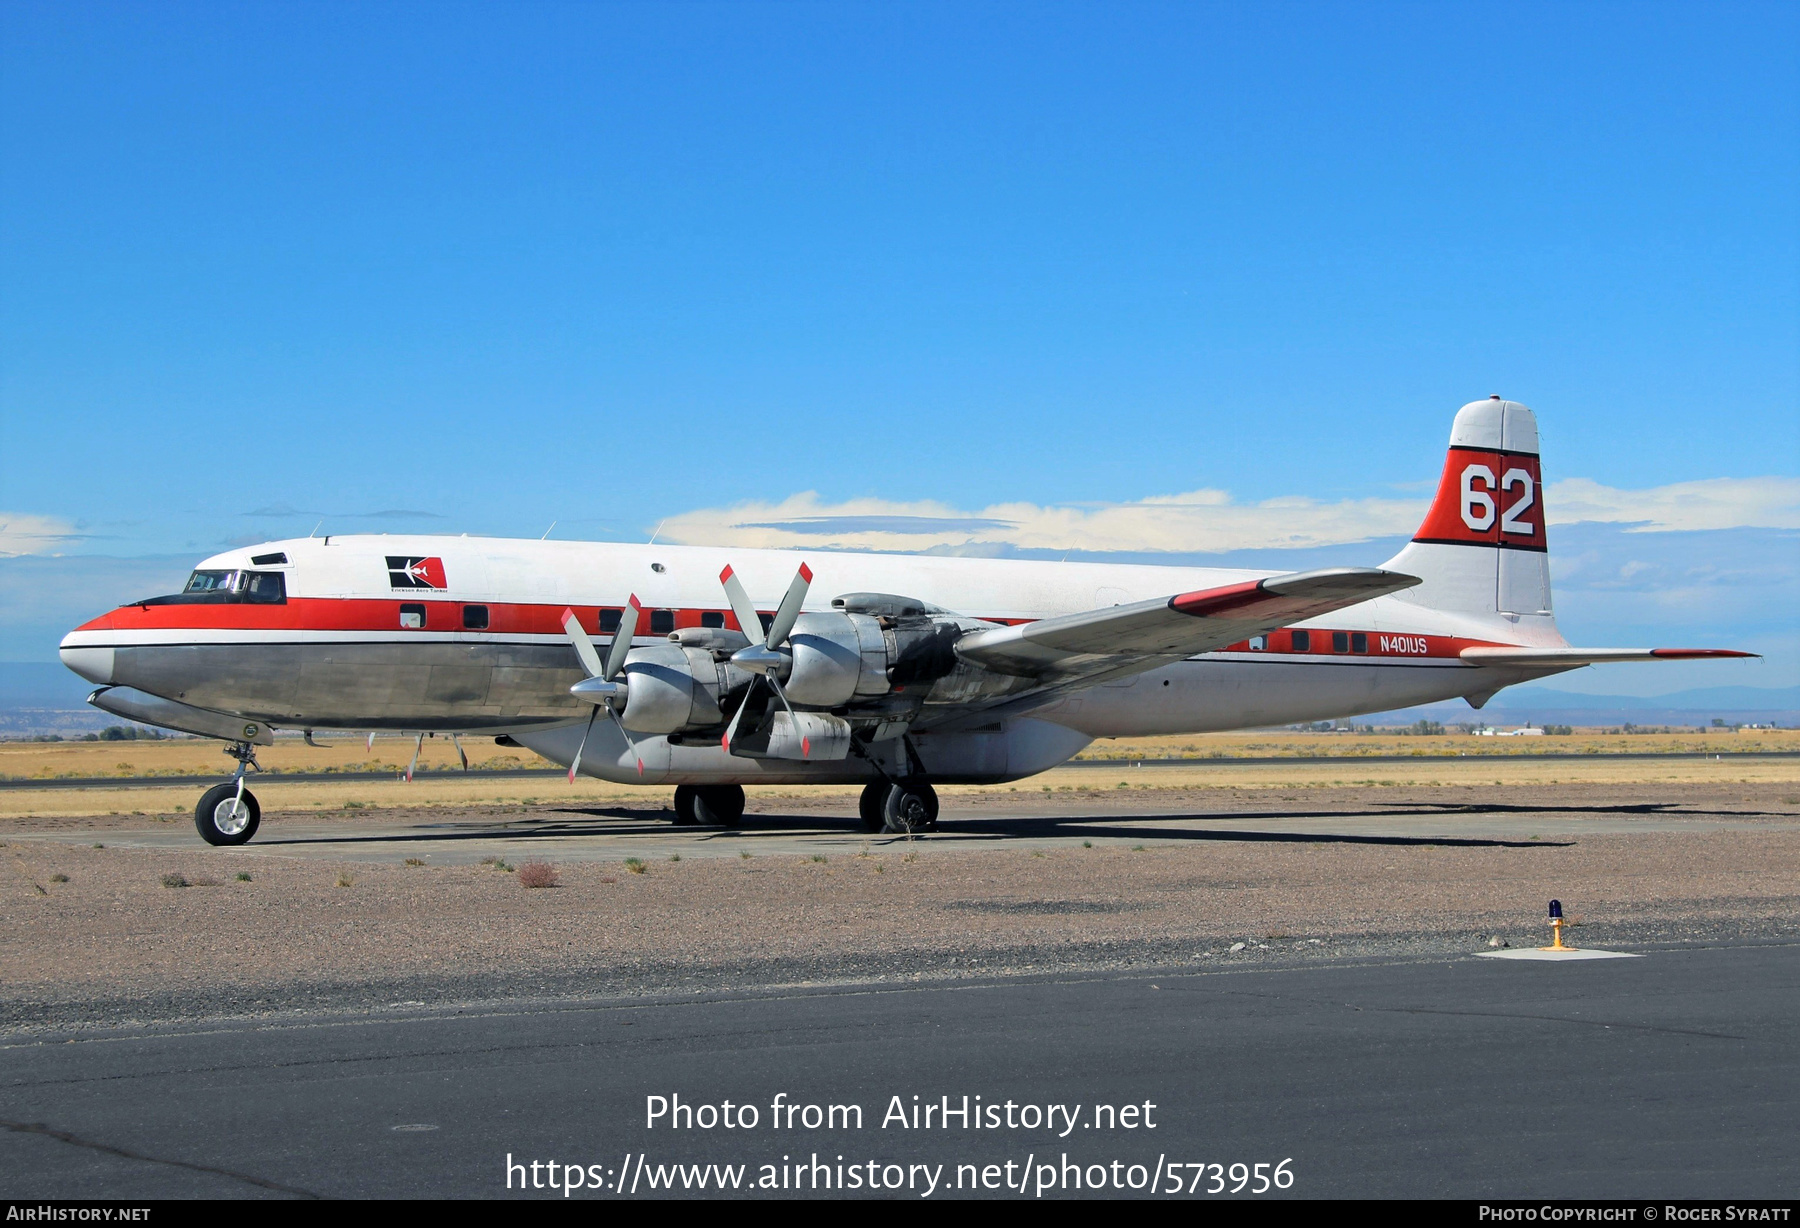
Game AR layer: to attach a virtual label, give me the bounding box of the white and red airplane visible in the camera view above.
[60,398,1752,844]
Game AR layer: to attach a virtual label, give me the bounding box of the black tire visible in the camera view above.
[857,782,887,832]
[694,785,745,827]
[671,785,701,826]
[881,782,939,834]
[195,783,260,846]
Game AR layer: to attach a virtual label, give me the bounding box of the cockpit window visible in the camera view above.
[184,570,235,593]
[160,569,287,605]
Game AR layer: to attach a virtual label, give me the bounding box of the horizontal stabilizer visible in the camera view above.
[1459,647,1759,667]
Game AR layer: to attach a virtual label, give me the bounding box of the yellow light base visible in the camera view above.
[1540,918,1576,952]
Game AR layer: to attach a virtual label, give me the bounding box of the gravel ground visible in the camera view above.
[3,781,1796,1033]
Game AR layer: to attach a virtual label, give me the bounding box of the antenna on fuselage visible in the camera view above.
[309,520,323,538]
[648,519,665,545]
[541,522,557,540]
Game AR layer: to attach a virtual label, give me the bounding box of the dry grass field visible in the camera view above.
[1076,727,1800,761]
[4,726,1794,779]
[0,732,532,780]
[0,728,1793,820]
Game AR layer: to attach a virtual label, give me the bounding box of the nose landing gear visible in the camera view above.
[195,740,262,846]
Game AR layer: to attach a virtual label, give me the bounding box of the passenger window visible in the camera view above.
[463,605,489,630]
[599,609,621,634]
[1291,630,1311,653]
[400,603,426,630]
[701,611,725,629]
[1248,635,1266,650]
[650,609,675,635]
[1351,632,1368,654]
[1332,631,1349,653]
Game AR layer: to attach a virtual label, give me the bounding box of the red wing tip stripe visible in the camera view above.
[798,563,813,582]
[1650,649,1758,659]
[1168,580,1267,617]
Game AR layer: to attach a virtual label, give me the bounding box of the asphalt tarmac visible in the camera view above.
[2,942,1794,1199]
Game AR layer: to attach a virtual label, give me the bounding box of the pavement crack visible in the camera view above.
[1210,987,1749,1041]
[1372,1005,1747,1041]
[0,1118,323,1198]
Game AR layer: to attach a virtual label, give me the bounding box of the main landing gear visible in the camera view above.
[195,740,262,846]
[672,784,747,827]
[858,781,939,834]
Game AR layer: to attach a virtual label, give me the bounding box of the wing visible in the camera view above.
[956,567,1420,681]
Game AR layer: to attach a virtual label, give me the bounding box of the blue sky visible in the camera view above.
[2,1,1795,693]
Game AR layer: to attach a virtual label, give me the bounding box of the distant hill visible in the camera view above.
[1360,683,1798,727]
[0,662,134,736]
[0,662,99,708]
[1489,684,1800,712]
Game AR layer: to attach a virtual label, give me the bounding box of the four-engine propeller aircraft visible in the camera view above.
[59,398,1753,844]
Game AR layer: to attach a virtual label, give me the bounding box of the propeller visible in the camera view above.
[718,562,813,754]
[561,597,644,781]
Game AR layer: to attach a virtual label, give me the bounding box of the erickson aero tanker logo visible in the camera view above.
[386,556,447,589]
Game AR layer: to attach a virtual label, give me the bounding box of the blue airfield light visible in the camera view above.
[1544,899,1572,950]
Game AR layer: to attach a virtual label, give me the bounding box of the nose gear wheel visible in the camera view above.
[195,782,260,845]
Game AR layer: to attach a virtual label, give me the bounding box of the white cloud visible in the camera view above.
[0,513,78,558]
[657,490,1428,554]
[1546,477,1800,532]
[657,475,1800,554]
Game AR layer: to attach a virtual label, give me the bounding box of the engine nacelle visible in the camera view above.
[613,601,1015,741]
[784,612,893,707]
[621,644,724,734]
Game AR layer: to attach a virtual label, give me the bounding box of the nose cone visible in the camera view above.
[59,638,115,686]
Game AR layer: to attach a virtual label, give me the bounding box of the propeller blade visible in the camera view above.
[561,608,604,679]
[604,705,645,778]
[601,595,642,682]
[759,675,819,759]
[405,731,423,783]
[720,675,760,754]
[719,566,763,643]
[453,734,468,771]
[366,731,375,753]
[764,562,813,649]
[568,708,597,783]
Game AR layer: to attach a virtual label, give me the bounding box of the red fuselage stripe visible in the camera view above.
[77,598,1505,660]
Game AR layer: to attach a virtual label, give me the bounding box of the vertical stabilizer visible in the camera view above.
[1381,397,1555,624]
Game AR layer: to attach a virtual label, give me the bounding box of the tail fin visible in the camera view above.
[1380,397,1555,623]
